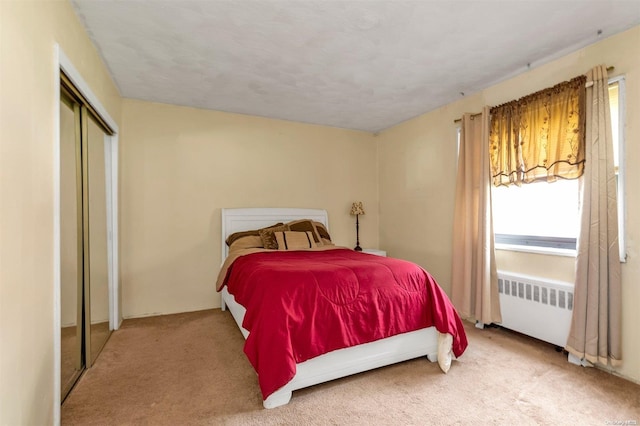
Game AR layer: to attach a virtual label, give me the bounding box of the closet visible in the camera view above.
[60,73,113,401]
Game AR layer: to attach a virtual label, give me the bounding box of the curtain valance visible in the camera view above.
[489,76,586,187]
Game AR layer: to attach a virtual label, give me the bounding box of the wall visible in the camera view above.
[120,99,378,318]
[0,1,122,424]
[377,26,640,383]
[377,97,481,286]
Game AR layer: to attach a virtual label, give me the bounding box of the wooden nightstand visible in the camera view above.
[362,248,387,257]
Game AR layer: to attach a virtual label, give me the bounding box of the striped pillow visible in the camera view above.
[274,231,317,250]
[259,225,289,250]
[286,219,322,245]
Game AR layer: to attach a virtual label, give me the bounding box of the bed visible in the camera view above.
[217,207,467,409]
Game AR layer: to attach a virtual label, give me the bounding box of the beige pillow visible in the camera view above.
[321,238,334,246]
[229,235,264,252]
[286,219,322,245]
[312,221,332,243]
[275,231,317,250]
[259,225,289,249]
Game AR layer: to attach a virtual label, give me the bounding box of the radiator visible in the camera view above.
[497,271,574,347]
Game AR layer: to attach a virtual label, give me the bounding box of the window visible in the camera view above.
[493,78,625,257]
[610,77,627,261]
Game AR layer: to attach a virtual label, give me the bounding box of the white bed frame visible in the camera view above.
[220,207,442,409]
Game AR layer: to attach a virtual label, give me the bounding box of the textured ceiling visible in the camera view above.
[71,0,640,132]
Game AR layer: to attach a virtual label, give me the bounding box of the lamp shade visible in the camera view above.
[350,202,365,216]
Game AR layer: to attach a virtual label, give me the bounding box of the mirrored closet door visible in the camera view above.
[60,74,113,402]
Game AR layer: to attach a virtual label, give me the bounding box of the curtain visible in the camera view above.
[565,65,622,366]
[489,76,586,187]
[451,107,501,325]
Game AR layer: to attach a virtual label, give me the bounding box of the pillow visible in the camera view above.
[286,219,322,245]
[229,235,264,252]
[320,238,334,246]
[226,222,284,247]
[312,221,332,243]
[274,231,318,250]
[259,225,289,249]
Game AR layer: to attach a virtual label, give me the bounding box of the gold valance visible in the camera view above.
[489,75,586,187]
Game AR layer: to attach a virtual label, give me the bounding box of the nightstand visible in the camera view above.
[362,248,387,257]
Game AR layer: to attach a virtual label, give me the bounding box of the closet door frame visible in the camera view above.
[59,91,85,401]
[54,45,120,422]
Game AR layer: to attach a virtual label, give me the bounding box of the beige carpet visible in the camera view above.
[62,309,640,425]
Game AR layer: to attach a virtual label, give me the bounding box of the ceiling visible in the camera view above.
[70,1,640,133]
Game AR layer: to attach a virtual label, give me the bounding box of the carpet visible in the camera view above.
[61,309,640,425]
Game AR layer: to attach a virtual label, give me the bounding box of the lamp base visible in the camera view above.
[354,214,362,252]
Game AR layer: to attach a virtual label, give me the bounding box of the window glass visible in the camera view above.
[492,79,624,254]
[609,82,619,170]
[492,179,579,240]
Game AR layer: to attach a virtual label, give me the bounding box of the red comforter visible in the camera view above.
[221,248,467,399]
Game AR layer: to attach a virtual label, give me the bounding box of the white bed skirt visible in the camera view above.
[221,286,448,408]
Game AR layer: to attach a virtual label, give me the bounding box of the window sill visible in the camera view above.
[495,243,576,258]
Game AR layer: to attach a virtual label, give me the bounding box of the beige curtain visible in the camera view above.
[451,107,501,325]
[566,65,622,366]
[489,76,586,187]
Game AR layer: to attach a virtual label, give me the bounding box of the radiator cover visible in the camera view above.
[497,271,574,347]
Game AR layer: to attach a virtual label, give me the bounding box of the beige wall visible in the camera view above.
[120,99,378,318]
[2,1,637,421]
[377,98,479,285]
[0,1,122,424]
[377,26,640,383]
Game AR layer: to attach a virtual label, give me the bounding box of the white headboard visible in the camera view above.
[221,208,329,261]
